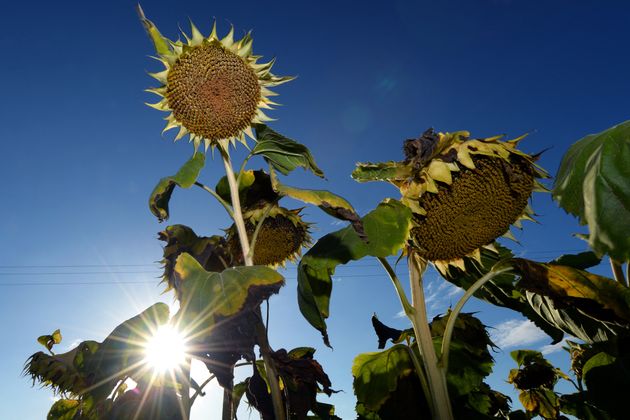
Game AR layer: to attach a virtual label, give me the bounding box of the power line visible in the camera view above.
[0,248,587,270]
[0,272,410,287]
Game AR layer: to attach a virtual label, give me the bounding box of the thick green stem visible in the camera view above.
[377,257,414,315]
[439,265,512,372]
[377,257,433,412]
[218,145,286,420]
[181,356,192,420]
[610,258,627,286]
[408,255,454,420]
[405,344,434,415]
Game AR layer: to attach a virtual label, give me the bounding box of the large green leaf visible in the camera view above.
[149,152,205,222]
[580,346,630,417]
[553,120,630,260]
[352,344,418,413]
[297,199,412,346]
[511,258,630,326]
[214,170,257,205]
[270,169,363,235]
[47,399,81,420]
[431,313,495,397]
[158,225,232,295]
[174,253,284,336]
[26,303,169,409]
[559,393,613,420]
[84,303,170,400]
[550,251,601,270]
[253,125,324,177]
[442,244,565,343]
[525,292,617,343]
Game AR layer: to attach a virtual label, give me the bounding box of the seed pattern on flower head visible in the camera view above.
[227,206,311,267]
[165,43,261,142]
[411,156,534,261]
[140,12,293,151]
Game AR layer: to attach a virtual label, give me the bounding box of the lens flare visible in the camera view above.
[143,325,187,373]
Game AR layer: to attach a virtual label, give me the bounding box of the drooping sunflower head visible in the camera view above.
[227,206,312,266]
[353,129,548,272]
[159,225,231,297]
[139,9,293,151]
[403,130,547,271]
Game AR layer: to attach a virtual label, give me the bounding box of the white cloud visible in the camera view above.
[540,341,565,355]
[491,319,548,349]
[395,309,406,319]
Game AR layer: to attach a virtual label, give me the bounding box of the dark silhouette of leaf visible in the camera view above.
[371,314,405,349]
[550,251,601,270]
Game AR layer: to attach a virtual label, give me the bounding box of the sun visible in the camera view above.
[143,324,188,373]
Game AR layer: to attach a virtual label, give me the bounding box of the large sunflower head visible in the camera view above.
[227,205,312,267]
[139,8,293,151]
[353,129,548,273]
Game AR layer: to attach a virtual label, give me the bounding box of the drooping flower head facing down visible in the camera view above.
[353,129,548,273]
[139,8,293,151]
[227,205,312,267]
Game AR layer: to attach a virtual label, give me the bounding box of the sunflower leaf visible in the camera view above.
[253,125,325,177]
[297,200,412,346]
[511,258,630,325]
[47,399,81,420]
[553,120,630,261]
[442,244,565,343]
[149,153,205,222]
[352,161,413,183]
[549,251,601,270]
[174,253,284,336]
[352,344,417,413]
[270,169,364,237]
[26,304,169,405]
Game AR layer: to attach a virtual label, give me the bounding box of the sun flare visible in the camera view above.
[143,325,187,373]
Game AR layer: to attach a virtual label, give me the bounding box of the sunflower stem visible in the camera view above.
[377,257,433,410]
[610,258,626,286]
[194,181,234,218]
[222,387,233,420]
[235,154,253,186]
[218,145,286,420]
[408,254,454,420]
[181,356,192,419]
[190,374,216,405]
[377,257,414,317]
[405,339,435,416]
[439,264,512,372]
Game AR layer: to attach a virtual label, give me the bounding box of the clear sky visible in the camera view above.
[2,0,629,418]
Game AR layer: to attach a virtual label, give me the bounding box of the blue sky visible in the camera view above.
[2,0,629,418]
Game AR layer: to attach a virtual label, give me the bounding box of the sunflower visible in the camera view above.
[139,8,293,151]
[227,205,312,266]
[353,129,547,273]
